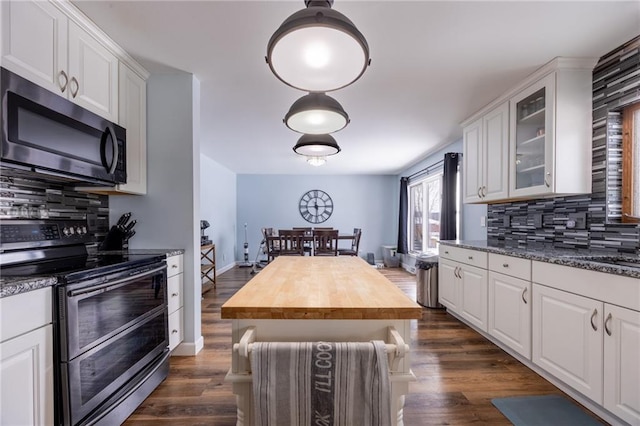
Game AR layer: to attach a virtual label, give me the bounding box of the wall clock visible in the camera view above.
[299,189,333,224]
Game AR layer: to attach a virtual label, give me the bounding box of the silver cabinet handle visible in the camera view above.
[604,313,612,336]
[454,267,458,278]
[455,266,461,279]
[172,264,178,269]
[171,292,179,297]
[172,329,178,334]
[468,256,473,260]
[521,287,528,304]
[58,70,69,93]
[590,308,598,331]
[482,186,487,197]
[503,263,509,268]
[477,187,482,198]
[70,76,79,98]
[544,172,551,188]
[444,250,450,255]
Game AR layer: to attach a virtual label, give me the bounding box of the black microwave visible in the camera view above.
[1,67,126,185]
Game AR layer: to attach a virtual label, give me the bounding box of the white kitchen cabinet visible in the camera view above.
[77,62,148,195]
[1,0,118,121]
[603,304,640,425]
[509,62,593,198]
[167,253,184,352]
[532,284,604,403]
[488,271,531,359]
[439,246,488,331]
[0,288,54,426]
[463,101,509,203]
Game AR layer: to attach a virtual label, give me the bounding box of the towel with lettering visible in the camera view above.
[251,341,392,426]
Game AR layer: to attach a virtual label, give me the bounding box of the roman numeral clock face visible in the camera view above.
[299,190,334,224]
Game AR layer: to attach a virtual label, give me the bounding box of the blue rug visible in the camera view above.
[491,395,603,426]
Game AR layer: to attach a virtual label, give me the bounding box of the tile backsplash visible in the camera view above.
[487,36,640,255]
[0,170,110,243]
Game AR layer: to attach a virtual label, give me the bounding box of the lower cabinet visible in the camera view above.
[167,253,184,352]
[0,288,54,426]
[488,271,531,359]
[459,266,488,332]
[532,284,604,402]
[439,258,459,311]
[603,304,640,425]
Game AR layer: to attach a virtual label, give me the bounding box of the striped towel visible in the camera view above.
[251,341,392,426]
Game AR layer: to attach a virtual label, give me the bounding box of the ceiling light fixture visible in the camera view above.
[284,92,350,134]
[266,0,371,92]
[306,156,327,167]
[293,133,341,157]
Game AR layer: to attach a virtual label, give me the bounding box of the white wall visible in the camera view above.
[110,72,203,356]
[200,154,237,272]
[236,174,398,262]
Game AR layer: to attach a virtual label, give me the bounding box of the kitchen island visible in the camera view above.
[222,256,422,426]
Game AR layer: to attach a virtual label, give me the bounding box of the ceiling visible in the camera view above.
[72,0,640,175]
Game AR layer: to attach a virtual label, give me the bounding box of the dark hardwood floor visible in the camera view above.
[124,265,605,425]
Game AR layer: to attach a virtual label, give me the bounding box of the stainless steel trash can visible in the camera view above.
[416,256,443,308]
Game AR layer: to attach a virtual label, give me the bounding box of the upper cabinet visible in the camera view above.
[463,101,509,203]
[462,57,596,204]
[2,0,150,195]
[1,1,118,121]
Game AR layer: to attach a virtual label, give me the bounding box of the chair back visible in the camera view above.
[314,229,339,256]
[264,228,280,263]
[352,228,362,252]
[278,229,306,256]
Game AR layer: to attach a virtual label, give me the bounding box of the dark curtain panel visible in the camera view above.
[396,177,409,254]
[440,152,461,241]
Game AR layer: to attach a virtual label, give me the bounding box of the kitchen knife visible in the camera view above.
[117,212,131,228]
[125,230,136,241]
[123,219,136,233]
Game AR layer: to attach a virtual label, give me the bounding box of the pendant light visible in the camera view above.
[284,92,350,134]
[293,133,341,157]
[266,0,370,92]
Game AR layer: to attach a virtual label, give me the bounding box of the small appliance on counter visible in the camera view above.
[100,212,137,250]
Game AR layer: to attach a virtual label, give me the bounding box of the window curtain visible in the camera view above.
[396,177,409,254]
[440,152,461,241]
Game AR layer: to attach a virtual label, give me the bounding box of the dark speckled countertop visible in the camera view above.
[0,248,184,299]
[439,240,640,279]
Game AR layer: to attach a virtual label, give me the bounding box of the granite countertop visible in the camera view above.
[0,248,185,299]
[439,240,640,279]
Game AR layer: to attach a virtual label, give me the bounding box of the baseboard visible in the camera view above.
[217,262,236,275]
[171,335,204,357]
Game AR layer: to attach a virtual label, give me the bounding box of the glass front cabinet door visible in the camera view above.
[509,73,555,198]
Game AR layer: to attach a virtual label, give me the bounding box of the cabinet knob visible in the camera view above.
[172,329,178,334]
[172,264,178,269]
[468,256,473,260]
[172,292,179,297]
[503,263,509,268]
[444,251,449,255]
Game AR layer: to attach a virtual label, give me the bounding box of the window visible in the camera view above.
[409,173,442,253]
[622,102,640,223]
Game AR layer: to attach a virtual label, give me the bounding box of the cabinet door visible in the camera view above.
[483,102,509,201]
[117,62,147,194]
[488,272,531,358]
[168,308,184,352]
[67,20,118,121]
[463,118,483,203]
[459,265,488,332]
[532,284,603,403]
[509,73,555,198]
[1,0,68,94]
[604,304,640,424]
[0,325,54,426]
[438,258,459,312]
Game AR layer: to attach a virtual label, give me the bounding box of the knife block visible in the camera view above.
[99,226,126,251]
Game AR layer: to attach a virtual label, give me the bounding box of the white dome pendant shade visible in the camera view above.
[293,133,341,157]
[266,0,371,92]
[284,92,350,134]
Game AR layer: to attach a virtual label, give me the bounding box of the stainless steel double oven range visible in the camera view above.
[1,219,170,425]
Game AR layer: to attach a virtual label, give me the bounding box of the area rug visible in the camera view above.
[491,395,603,426]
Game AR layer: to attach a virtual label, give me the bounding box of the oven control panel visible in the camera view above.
[1,219,91,250]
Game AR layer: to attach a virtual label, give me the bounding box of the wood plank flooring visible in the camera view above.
[124,265,606,425]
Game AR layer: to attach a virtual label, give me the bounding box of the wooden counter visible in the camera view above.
[221,256,422,320]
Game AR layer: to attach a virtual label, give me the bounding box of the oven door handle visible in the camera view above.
[68,265,166,297]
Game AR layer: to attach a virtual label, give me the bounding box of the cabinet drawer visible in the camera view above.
[168,308,184,351]
[0,287,52,343]
[167,274,183,314]
[439,245,487,269]
[489,253,531,280]
[166,254,183,277]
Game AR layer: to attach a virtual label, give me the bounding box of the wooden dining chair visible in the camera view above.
[263,228,280,263]
[313,229,339,256]
[293,227,313,255]
[338,228,362,256]
[277,229,306,256]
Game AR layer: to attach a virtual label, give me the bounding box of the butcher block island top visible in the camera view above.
[221,256,422,320]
